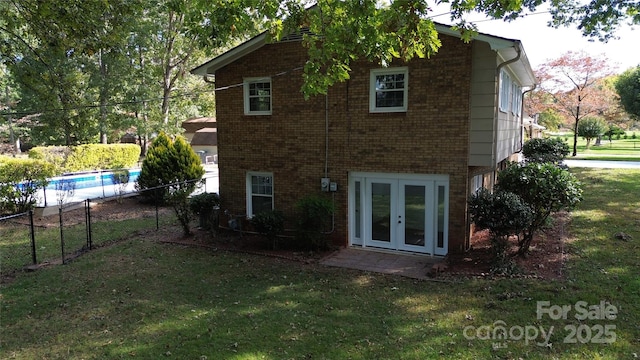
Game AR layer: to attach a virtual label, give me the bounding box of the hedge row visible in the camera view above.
[29,144,141,173]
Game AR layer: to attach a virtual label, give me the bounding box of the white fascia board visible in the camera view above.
[436,24,536,87]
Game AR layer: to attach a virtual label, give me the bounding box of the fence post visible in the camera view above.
[59,207,65,264]
[86,199,92,250]
[101,170,106,198]
[29,210,37,265]
[155,195,160,230]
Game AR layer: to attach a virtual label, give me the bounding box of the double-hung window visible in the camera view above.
[499,69,511,113]
[511,82,522,115]
[370,67,408,113]
[244,78,272,115]
[246,172,273,217]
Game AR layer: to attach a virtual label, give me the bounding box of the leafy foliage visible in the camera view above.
[615,66,640,121]
[111,168,130,203]
[522,137,570,164]
[0,156,56,214]
[535,51,614,156]
[189,192,220,215]
[29,144,140,173]
[250,210,286,249]
[2,0,636,142]
[537,108,565,131]
[603,124,626,142]
[189,192,220,230]
[137,132,204,235]
[294,194,334,251]
[496,162,583,255]
[468,189,533,274]
[468,189,533,240]
[577,116,606,148]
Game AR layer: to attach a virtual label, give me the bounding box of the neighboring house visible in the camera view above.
[192,24,536,256]
[523,116,546,139]
[191,128,218,164]
[182,117,217,164]
[181,117,217,142]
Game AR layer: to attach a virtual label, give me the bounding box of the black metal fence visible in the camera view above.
[0,179,210,278]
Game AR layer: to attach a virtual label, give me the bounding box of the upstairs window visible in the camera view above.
[246,172,273,217]
[244,78,272,115]
[370,67,408,113]
[499,69,511,113]
[511,82,522,115]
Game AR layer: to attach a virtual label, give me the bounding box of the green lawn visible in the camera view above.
[550,133,640,161]
[1,169,639,359]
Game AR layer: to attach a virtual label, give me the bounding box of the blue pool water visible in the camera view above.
[44,169,141,190]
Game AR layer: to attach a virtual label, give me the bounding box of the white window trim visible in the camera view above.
[369,67,408,113]
[499,69,511,113]
[511,82,522,115]
[246,171,274,217]
[243,77,272,115]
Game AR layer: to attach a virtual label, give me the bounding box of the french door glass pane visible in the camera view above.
[404,185,425,246]
[437,185,446,248]
[355,181,361,239]
[371,182,391,242]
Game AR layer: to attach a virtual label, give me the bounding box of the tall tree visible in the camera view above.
[536,51,614,156]
[0,1,139,145]
[615,66,640,121]
[0,64,20,151]
[2,0,638,147]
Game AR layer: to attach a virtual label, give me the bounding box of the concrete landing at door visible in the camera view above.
[320,247,444,280]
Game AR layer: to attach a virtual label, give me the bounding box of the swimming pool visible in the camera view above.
[45,169,141,190]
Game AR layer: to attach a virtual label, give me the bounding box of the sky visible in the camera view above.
[429,6,639,73]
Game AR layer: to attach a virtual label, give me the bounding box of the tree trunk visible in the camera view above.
[572,119,579,156]
[572,103,582,157]
[99,48,108,144]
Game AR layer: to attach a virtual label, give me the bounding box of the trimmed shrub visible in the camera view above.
[189,192,220,230]
[0,156,56,214]
[496,162,582,255]
[111,169,131,203]
[137,133,205,235]
[250,209,285,249]
[522,137,569,164]
[64,144,140,171]
[468,189,533,274]
[27,146,70,172]
[294,195,334,251]
[29,144,140,173]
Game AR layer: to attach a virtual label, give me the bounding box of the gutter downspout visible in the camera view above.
[324,93,335,235]
[491,41,522,189]
[519,84,537,153]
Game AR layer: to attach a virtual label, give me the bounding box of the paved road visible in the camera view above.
[563,160,640,169]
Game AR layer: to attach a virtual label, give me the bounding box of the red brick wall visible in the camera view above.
[215,35,474,253]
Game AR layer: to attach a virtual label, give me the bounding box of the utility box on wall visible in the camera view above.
[321,177,330,192]
[321,178,337,192]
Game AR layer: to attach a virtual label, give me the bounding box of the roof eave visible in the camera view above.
[192,23,536,87]
[437,25,536,87]
[191,32,268,76]
[497,44,537,87]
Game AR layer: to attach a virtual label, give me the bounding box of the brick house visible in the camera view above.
[192,24,536,256]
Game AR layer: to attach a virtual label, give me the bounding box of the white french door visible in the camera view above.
[350,173,448,255]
